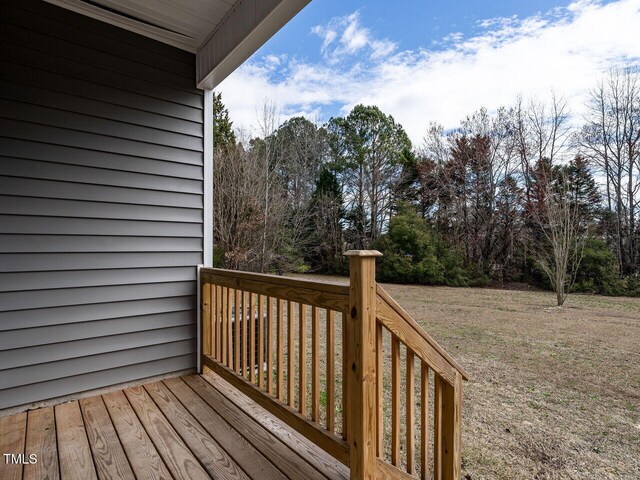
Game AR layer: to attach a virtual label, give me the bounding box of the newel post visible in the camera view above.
[345,250,382,480]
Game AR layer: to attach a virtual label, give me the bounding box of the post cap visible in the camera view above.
[343,250,383,257]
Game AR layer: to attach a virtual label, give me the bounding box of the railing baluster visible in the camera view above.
[211,284,217,361]
[421,363,430,480]
[407,349,415,475]
[235,289,241,373]
[213,284,219,364]
[287,300,295,407]
[227,287,233,367]
[216,285,222,362]
[267,296,274,395]
[342,312,348,441]
[258,295,265,389]
[202,282,211,365]
[241,291,248,377]
[249,293,256,383]
[277,298,284,401]
[391,335,401,466]
[311,306,320,422]
[221,287,228,366]
[222,288,233,367]
[211,285,218,359]
[376,322,383,457]
[326,309,335,433]
[434,372,443,479]
[299,303,307,416]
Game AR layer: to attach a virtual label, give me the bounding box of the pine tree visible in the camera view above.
[558,155,601,225]
[212,92,236,153]
[326,105,411,248]
[306,167,345,272]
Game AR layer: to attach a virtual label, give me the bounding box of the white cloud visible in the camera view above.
[340,13,368,53]
[310,24,336,53]
[218,0,640,144]
[310,11,397,62]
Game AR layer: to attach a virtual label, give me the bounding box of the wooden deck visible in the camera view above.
[0,372,349,480]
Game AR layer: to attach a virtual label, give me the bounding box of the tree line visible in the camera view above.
[211,68,640,303]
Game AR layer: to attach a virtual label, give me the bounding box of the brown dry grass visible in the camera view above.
[295,275,640,480]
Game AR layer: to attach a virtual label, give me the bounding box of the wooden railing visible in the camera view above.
[199,251,468,480]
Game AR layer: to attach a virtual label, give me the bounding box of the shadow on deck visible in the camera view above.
[0,372,349,480]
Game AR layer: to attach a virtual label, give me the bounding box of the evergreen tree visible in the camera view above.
[212,92,236,152]
[374,206,468,286]
[557,155,601,225]
[306,167,345,272]
[494,175,524,281]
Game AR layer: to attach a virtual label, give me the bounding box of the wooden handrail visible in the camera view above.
[202,268,350,294]
[201,269,349,312]
[200,255,466,480]
[376,286,469,381]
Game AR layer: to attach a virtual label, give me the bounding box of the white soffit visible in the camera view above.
[45,0,236,52]
[45,0,311,89]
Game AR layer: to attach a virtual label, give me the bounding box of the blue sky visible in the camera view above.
[218,0,640,144]
[264,1,579,57]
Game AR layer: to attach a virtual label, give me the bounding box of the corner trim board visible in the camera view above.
[203,89,213,267]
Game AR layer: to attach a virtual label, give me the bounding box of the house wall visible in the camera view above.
[0,0,204,410]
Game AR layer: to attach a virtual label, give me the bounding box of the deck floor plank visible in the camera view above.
[202,373,350,480]
[24,406,59,480]
[0,411,27,480]
[185,374,336,480]
[164,377,286,480]
[79,396,135,480]
[1,373,350,480]
[123,385,210,480]
[102,391,172,480]
[143,381,250,480]
[55,401,98,480]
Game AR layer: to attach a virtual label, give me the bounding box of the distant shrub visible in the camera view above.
[621,274,640,297]
[374,208,468,286]
[212,245,226,268]
[572,238,625,296]
[466,272,491,288]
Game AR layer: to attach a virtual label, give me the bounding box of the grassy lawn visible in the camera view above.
[295,275,640,479]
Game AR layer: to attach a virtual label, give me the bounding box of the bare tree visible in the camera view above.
[256,100,280,272]
[309,190,344,272]
[212,131,264,270]
[531,173,586,306]
[213,101,329,273]
[528,92,571,165]
[577,68,640,274]
[212,124,292,272]
[419,108,520,274]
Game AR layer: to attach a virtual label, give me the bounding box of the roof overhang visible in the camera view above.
[45,0,311,89]
[196,0,309,89]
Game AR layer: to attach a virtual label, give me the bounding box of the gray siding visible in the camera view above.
[0,0,203,410]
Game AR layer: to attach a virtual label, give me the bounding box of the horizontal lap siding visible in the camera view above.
[0,0,203,410]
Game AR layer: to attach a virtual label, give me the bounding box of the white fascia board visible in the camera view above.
[196,0,310,89]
